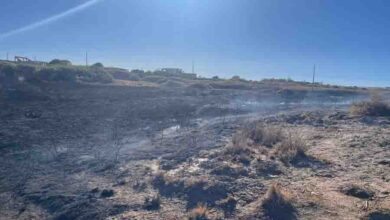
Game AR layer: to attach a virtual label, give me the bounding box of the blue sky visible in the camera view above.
[1,0,390,86]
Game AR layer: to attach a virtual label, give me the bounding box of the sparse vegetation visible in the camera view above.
[210,163,248,177]
[1,57,388,220]
[350,94,390,116]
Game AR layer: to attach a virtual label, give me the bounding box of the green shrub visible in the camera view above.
[0,63,17,79]
[79,68,113,83]
[49,59,72,66]
[91,62,104,68]
[36,66,79,82]
[0,62,113,84]
[15,64,37,81]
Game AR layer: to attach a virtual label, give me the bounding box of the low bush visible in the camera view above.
[350,95,390,116]
[81,69,113,83]
[0,62,113,84]
[0,63,17,82]
[36,66,79,82]
[91,62,104,68]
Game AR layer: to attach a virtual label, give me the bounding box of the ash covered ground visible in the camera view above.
[0,82,389,220]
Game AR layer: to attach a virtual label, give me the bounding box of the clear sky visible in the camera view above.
[1,0,390,86]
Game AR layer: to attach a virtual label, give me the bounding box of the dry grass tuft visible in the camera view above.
[151,171,177,187]
[184,176,209,188]
[350,94,390,116]
[227,123,283,155]
[143,194,161,210]
[231,131,249,149]
[188,203,210,220]
[224,131,255,165]
[243,123,283,147]
[274,132,308,164]
[263,184,289,207]
[261,184,296,220]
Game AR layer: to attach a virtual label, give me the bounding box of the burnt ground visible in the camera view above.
[0,83,388,219]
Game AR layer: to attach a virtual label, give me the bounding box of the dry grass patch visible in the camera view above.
[224,124,283,164]
[231,131,249,150]
[225,124,314,167]
[350,94,390,117]
[274,132,308,164]
[151,171,177,186]
[243,123,283,147]
[210,163,249,177]
[229,123,283,151]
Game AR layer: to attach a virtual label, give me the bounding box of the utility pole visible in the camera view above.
[85,51,88,67]
[312,64,316,91]
[192,60,194,75]
[6,52,9,61]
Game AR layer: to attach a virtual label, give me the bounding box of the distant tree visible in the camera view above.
[131,69,145,74]
[49,59,72,66]
[91,62,104,68]
[231,75,241,81]
[212,76,219,80]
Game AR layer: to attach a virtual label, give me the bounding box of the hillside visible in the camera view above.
[1,60,389,220]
